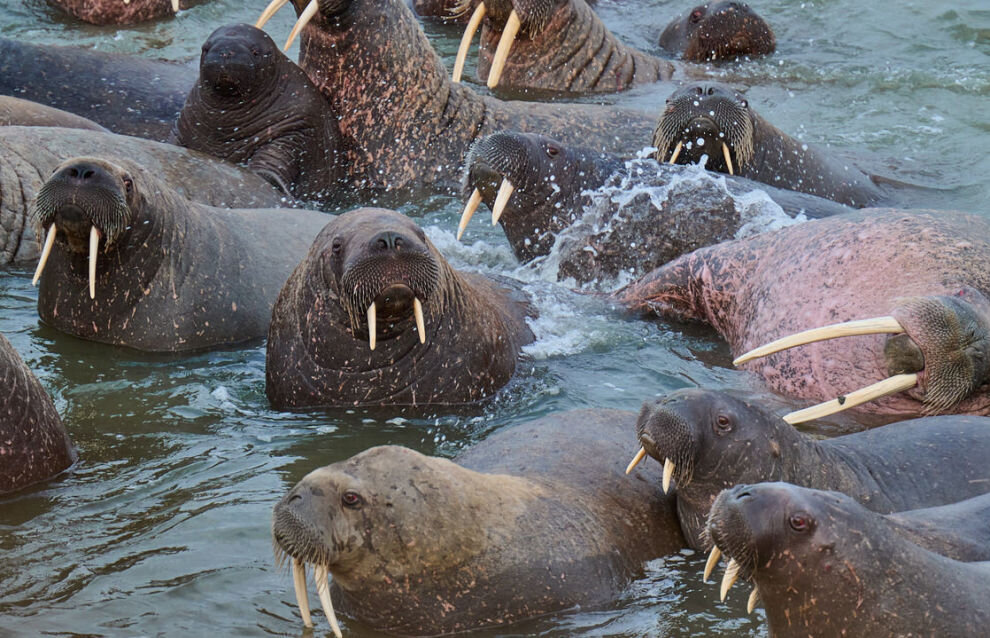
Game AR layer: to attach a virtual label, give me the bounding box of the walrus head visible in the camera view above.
[659,2,776,62]
[652,82,755,176]
[198,24,280,99]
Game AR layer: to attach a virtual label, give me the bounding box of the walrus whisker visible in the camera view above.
[624,447,646,474]
[413,297,426,344]
[256,0,289,29]
[88,225,100,300]
[452,3,486,83]
[313,564,343,638]
[733,316,906,365]
[703,546,721,582]
[284,0,318,52]
[668,141,683,164]
[747,585,760,614]
[367,302,377,351]
[486,10,521,89]
[783,373,919,425]
[662,458,675,493]
[491,178,515,225]
[457,188,482,240]
[720,558,740,601]
[292,559,313,628]
[722,142,734,175]
[32,224,58,286]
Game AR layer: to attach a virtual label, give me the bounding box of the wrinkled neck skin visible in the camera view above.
[478,0,674,94]
[0,149,47,264]
[886,495,990,562]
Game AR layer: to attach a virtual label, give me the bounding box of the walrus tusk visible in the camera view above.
[256,0,289,28]
[625,447,646,474]
[783,373,919,425]
[720,558,740,601]
[367,302,377,351]
[89,226,100,300]
[452,3,486,83]
[171,0,179,12]
[491,178,515,225]
[747,586,760,614]
[722,142,734,175]
[662,458,675,493]
[292,559,313,627]
[313,564,343,638]
[486,10,521,89]
[703,546,721,582]
[668,141,683,164]
[457,188,482,240]
[733,316,906,366]
[284,0,319,52]
[32,224,58,286]
[413,297,426,344]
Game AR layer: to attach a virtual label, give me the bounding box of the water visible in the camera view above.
[0,0,987,636]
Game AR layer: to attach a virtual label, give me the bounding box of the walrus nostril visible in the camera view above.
[65,165,98,181]
[373,231,405,251]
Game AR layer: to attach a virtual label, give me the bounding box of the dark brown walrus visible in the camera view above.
[266,208,534,408]
[47,0,204,25]
[0,333,75,495]
[32,157,330,352]
[659,1,776,62]
[271,409,685,635]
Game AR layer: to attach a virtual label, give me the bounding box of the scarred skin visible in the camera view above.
[272,409,685,634]
[280,0,655,196]
[708,483,990,637]
[48,0,204,25]
[34,157,330,352]
[659,1,775,62]
[173,25,345,203]
[0,127,288,266]
[0,333,76,495]
[613,209,990,419]
[461,131,851,283]
[633,389,990,548]
[266,208,534,408]
[0,96,108,131]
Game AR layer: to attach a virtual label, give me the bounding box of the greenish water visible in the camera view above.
[0,0,987,636]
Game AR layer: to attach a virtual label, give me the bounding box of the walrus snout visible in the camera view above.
[634,392,700,492]
[200,25,276,97]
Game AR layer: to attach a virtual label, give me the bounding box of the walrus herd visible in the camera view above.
[1,1,987,638]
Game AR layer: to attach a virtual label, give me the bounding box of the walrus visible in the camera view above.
[0,332,76,495]
[271,409,685,634]
[0,96,108,132]
[47,0,203,25]
[612,209,990,421]
[173,24,345,204]
[458,131,851,283]
[254,0,657,196]
[626,388,990,548]
[659,1,776,62]
[652,82,887,207]
[266,208,534,408]
[32,157,330,352]
[0,126,288,265]
[706,482,990,636]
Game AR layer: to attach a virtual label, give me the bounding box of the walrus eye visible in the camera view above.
[545,144,560,158]
[690,8,705,23]
[331,238,343,255]
[714,413,733,434]
[341,491,364,509]
[123,176,133,195]
[789,512,812,532]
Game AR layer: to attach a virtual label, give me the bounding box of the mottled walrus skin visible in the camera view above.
[0,96,108,132]
[0,333,75,495]
[658,1,775,62]
[653,82,886,207]
[460,131,851,283]
[266,208,534,408]
[272,409,685,634]
[613,209,990,419]
[707,483,990,637]
[271,0,655,196]
[33,157,330,352]
[173,25,345,204]
[0,38,194,142]
[48,0,204,25]
[633,389,990,548]
[0,126,287,266]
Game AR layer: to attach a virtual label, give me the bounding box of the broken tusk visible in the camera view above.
[722,142,734,175]
[720,558,740,602]
[747,585,760,614]
[256,0,289,29]
[292,559,313,628]
[625,447,647,474]
[284,0,318,52]
[668,141,684,164]
[171,0,179,12]
[491,178,515,225]
[89,226,100,300]
[313,564,343,638]
[733,316,906,366]
[783,373,919,425]
[367,302,377,351]
[413,297,426,344]
[703,546,721,583]
[457,188,483,240]
[32,224,57,286]
[662,458,675,493]
[452,2,486,83]
[486,9,521,89]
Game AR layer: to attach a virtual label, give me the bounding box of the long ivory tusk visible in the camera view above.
[703,546,721,582]
[662,458,675,493]
[457,188,483,240]
[413,297,426,344]
[733,317,906,366]
[668,141,683,164]
[452,2,486,83]
[747,586,760,614]
[256,0,289,29]
[284,0,318,52]
[625,447,646,474]
[720,558,740,602]
[32,224,58,286]
[491,178,514,225]
[486,10,521,89]
[722,142,734,175]
[292,559,313,628]
[783,373,919,425]
[367,302,377,351]
[89,226,100,300]
[313,565,343,638]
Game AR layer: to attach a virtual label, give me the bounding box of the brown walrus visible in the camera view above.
[47,0,204,25]
[659,1,776,62]
[0,96,108,132]
[265,208,534,408]
[271,409,685,635]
